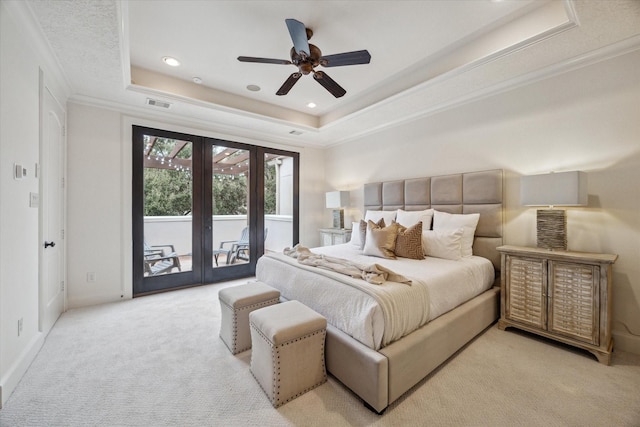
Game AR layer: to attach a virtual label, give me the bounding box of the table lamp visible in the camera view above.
[521,171,587,250]
[325,191,350,229]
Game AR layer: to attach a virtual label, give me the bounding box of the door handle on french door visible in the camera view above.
[44,241,56,248]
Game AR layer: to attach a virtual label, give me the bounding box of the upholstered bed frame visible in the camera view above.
[324,169,503,412]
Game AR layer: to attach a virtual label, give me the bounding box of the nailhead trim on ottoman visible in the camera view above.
[249,300,327,407]
[219,281,280,355]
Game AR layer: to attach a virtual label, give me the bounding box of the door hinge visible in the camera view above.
[61,177,65,188]
[62,125,66,137]
[61,229,65,239]
[60,281,65,291]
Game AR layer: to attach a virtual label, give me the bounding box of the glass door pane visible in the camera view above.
[264,152,295,253]
[143,136,193,276]
[211,145,251,268]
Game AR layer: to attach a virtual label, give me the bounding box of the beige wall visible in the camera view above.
[324,49,640,354]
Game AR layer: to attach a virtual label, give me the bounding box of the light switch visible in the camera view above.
[29,192,39,208]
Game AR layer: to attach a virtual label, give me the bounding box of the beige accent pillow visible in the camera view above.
[395,222,424,260]
[357,218,385,250]
[422,228,464,261]
[363,220,398,259]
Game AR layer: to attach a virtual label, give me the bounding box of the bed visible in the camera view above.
[256,169,503,412]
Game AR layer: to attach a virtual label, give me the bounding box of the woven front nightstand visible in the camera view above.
[497,245,617,365]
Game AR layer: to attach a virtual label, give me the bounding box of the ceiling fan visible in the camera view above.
[238,19,371,98]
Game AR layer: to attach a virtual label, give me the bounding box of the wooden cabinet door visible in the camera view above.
[548,261,599,345]
[505,256,547,329]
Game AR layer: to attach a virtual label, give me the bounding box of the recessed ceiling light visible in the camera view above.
[246,84,261,92]
[307,102,317,109]
[192,77,203,84]
[162,56,180,67]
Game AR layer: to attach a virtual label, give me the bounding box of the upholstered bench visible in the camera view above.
[219,281,280,355]
[249,300,327,407]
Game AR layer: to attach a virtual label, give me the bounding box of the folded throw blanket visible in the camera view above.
[283,244,411,285]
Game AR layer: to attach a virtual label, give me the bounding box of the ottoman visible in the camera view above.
[219,281,280,354]
[249,300,327,407]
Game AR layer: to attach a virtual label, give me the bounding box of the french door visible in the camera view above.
[132,126,298,296]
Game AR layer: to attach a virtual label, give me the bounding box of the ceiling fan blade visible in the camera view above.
[276,72,302,96]
[320,50,371,67]
[285,19,310,57]
[313,71,346,98]
[237,56,292,65]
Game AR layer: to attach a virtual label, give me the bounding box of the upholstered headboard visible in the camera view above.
[363,169,503,270]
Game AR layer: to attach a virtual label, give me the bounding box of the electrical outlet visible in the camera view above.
[18,318,23,336]
[87,272,96,282]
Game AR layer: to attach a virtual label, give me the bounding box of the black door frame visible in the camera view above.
[132,126,299,296]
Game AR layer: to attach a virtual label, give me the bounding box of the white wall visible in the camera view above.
[324,49,640,354]
[0,1,69,406]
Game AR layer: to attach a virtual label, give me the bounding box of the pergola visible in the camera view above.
[143,136,282,175]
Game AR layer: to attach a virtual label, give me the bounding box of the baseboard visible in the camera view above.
[612,329,640,356]
[0,331,45,409]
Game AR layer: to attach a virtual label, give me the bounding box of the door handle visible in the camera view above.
[44,241,56,248]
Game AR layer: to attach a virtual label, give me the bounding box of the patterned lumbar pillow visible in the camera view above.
[395,221,424,260]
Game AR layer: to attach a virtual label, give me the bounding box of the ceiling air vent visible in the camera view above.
[289,130,303,136]
[146,98,172,109]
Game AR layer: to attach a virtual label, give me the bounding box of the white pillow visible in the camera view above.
[364,210,397,225]
[396,209,434,229]
[349,222,362,247]
[432,210,480,258]
[422,228,463,261]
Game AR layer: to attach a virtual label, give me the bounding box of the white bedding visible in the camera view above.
[255,243,494,350]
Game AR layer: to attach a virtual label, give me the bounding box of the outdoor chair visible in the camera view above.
[213,227,249,266]
[234,228,268,263]
[144,242,182,275]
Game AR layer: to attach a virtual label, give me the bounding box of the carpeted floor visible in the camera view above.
[1,279,639,426]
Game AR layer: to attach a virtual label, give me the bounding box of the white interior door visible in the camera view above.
[40,85,65,334]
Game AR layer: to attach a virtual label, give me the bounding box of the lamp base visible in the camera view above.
[332,209,344,229]
[536,209,567,250]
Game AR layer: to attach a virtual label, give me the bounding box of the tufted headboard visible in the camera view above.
[363,169,503,270]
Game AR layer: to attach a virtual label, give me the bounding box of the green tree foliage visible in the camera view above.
[143,136,279,216]
[264,163,276,214]
[212,174,247,215]
[144,168,193,216]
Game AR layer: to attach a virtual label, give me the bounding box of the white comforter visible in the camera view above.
[255,244,494,350]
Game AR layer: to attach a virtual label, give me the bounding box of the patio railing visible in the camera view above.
[144,214,293,257]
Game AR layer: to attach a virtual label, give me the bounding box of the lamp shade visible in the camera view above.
[325,191,350,209]
[521,171,587,207]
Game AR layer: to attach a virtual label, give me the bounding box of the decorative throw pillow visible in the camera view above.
[364,210,397,225]
[363,220,398,259]
[432,210,480,257]
[395,221,424,260]
[349,222,361,247]
[422,228,464,261]
[357,218,385,250]
[396,209,434,230]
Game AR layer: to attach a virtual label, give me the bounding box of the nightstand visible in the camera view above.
[319,228,352,246]
[497,245,617,364]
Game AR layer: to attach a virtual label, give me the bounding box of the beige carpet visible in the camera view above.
[1,280,639,426]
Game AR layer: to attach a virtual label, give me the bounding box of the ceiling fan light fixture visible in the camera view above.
[162,56,180,67]
[246,84,261,92]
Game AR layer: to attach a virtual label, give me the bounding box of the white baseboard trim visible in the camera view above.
[613,329,640,356]
[0,331,45,409]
